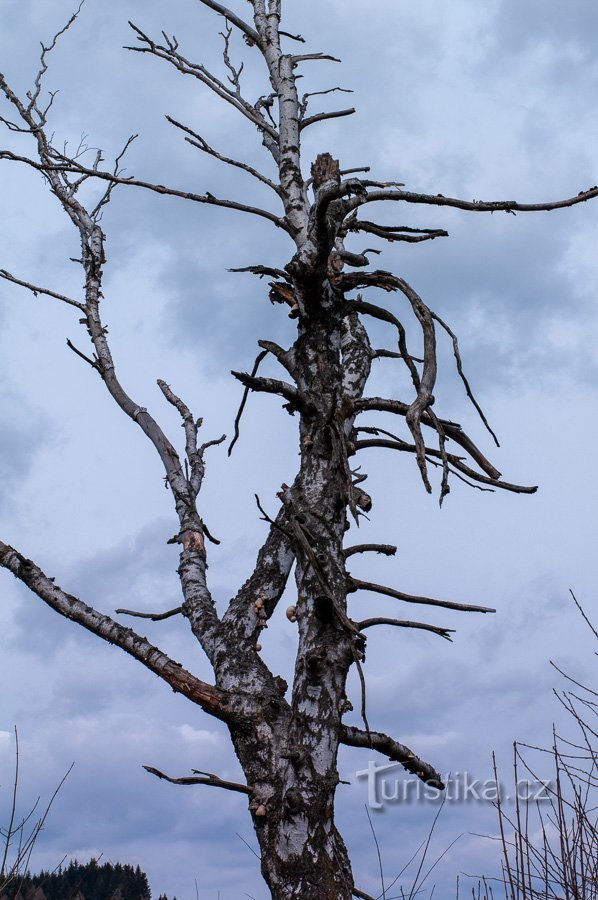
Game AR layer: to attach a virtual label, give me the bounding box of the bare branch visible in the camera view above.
[66,338,101,371]
[1,68,225,657]
[569,589,598,642]
[347,217,449,244]
[228,350,268,455]
[0,541,227,717]
[143,765,251,794]
[26,1,86,116]
[355,434,537,494]
[220,504,295,661]
[292,53,342,64]
[345,184,598,215]
[299,86,353,123]
[166,115,282,196]
[0,150,292,232]
[355,397,502,480]
[90,134,139,219]
[340,167,371,177]
[228,264,289,280]
[126,23,278,142]
[231,370,304,410]
[193,0,260,46]
[301,107,356,130]
[371,348,405,361]
[340,725,445,788]
[349,296,421,390]
[344,544,397,558]
[157,378,225,497]
[257,339,297,379]
[0,269,85,310]
[357,617,454,641]
[348,576,495,614]
[431,310,499,447]
[116,606,183,622]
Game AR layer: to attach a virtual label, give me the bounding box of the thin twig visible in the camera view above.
[0,270,85,310]
[365,803,387,900]
[348,576,495,614]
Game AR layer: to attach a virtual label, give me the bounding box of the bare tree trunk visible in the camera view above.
[231,717,353,899]
[224,278,361,898]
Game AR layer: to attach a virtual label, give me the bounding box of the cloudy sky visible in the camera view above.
[1,1,597,897]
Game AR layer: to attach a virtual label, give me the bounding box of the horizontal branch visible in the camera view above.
[292,52,341,63]
[0,151,292,233]
[143,765,251,794]
[344,544,397,558]
[339,269,401,293]
[346,184,598,215]
[300,107,356,130]
[357,617,454,641]
[340,725,445,788]
[0,540,227,717]
[347,218,449,244]
[231,370,304,410]
[229,264,290,280]
[348,576,495,614]
[116,606,183,622]
[0,269,85,310]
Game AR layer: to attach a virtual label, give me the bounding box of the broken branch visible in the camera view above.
[340,725,445,788]
[143,765,251,794]
[357,617,454,641]
[344,544,397,558]
[231,370,304,411]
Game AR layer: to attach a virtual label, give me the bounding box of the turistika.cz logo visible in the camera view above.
[356,761,553,810]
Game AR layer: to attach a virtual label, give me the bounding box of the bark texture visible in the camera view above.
[1,3,595,898]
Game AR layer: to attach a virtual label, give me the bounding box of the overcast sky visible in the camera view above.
[1,1,597,898]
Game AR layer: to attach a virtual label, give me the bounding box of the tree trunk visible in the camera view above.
[223,280,359,898]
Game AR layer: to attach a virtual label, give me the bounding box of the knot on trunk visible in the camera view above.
[284,787,304,814]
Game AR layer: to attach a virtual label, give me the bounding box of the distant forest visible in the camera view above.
[0,859,173,900]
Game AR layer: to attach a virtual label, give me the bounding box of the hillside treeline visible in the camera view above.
[0,859,172,900]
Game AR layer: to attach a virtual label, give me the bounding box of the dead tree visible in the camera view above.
[0,3,596,898]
